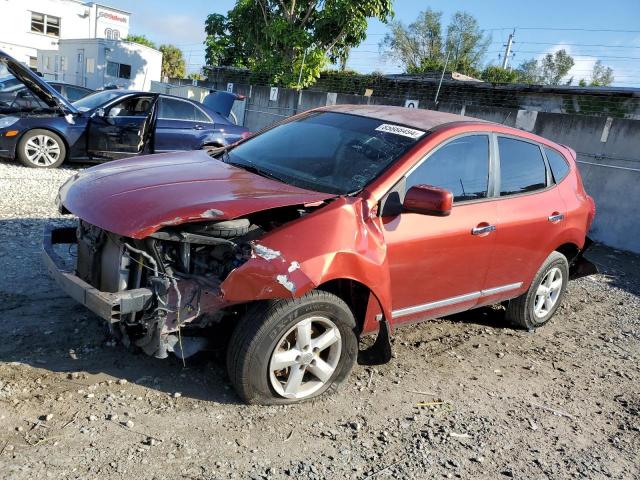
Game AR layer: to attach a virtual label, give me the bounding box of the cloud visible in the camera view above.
[134,14,205,46]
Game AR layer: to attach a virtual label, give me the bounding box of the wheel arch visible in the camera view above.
[554,242,581,263]
[316,277,386,337]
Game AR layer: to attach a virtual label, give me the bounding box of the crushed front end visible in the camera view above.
[43,218,263,359]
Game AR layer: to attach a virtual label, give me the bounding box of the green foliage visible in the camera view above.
[539,49,574,85]
[589,60,614,86]
[204,0,394,88]
[159,44,186,79]
[381,9,489,77]
[515,50,575,85]
[481,66,518,83]
[125,34,156,49]
[188,72,205,81]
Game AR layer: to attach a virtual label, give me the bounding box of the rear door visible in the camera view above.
[481,134,567,304]
[86,94,157,160]
[154,96,213,152]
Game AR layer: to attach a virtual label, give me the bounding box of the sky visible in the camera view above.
[106,0,640,87]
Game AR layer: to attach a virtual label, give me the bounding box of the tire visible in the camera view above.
[505,251,569,330]
[200,219,250,238]
[227,290,358,405]
[17,129,66,168]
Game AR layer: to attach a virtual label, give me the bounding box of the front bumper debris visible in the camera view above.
[42,225,153,323]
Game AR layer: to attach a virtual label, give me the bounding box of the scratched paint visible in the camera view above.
[276,274,296,293]
[253,244,282,261]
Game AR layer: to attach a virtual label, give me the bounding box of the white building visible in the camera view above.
[0,0,131,68]
[38,38,162,90]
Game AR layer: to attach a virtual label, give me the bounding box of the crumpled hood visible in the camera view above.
[59,150,334,238]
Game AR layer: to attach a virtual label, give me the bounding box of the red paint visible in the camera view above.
[59,107,594,335]
[59,150,333,239]
[403,185,453,216]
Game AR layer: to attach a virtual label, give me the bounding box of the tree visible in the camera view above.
[204,0,394,88]
[444,11,490,77]
[589,60,614,86]
[381,10,489,76]
[159,44,186,79]
[481,65,518,83]
[516,58,541,84]
[188,72,205,81]
[125,34,156,49]
[539,49,574,85]
[381,8,444,73]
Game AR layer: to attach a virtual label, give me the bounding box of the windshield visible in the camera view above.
[73,90,122,112]
[223,112,425,195]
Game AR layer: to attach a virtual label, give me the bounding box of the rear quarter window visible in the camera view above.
[544,147,571,183]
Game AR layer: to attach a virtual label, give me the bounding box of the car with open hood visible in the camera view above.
[43,104,597,404]
[0,49,249,168]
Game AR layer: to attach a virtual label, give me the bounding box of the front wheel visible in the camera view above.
[226,291,358,404]
[17,129,66,168]
[505,251,569,330]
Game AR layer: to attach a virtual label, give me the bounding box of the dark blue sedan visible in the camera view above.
[0,50,249,168]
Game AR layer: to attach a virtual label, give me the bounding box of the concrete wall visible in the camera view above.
[222,84,640,253]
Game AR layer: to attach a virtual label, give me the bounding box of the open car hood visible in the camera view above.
[202,90,240,119]
[0,49,77,114]
[58,150,334,239]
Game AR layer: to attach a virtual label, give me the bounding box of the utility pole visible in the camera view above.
[501,29,515,69]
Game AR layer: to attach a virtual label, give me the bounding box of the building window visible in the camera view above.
[105,28,112,39]
[107,61,132,79]
[31,12,61,37]
[112,30,120,40]
[28,56,38,69]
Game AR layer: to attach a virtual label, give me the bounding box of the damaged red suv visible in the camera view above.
[44,105,597,404]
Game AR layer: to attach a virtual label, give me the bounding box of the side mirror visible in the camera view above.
[403,184,453,216]
[92,107,105,118]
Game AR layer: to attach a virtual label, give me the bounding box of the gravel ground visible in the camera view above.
[0,161,638,480]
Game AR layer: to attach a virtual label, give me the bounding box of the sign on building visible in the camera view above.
[404,99,419,108]
[226,82,234,93]
[269,87,279,101]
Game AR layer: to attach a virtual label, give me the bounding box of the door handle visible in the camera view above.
[193,125,204,130]
[548,213,565,223]
[471,224,496,236]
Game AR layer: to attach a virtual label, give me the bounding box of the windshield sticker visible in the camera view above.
[375,123,425,139]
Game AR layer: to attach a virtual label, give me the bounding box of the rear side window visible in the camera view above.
[544,147,571,183]
[498,137,547,196]
[407,135,490,202]
[193,106,211,123]
[158,97,197,121]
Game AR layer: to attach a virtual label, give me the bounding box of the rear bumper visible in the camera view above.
[42,225,153,323]
[569,236,599,280]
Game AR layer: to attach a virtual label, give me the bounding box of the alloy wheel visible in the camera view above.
[24,134,61,167]
[269,316,342,399]
[533,267,563,318]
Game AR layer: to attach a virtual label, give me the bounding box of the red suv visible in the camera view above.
[44,105,597,404]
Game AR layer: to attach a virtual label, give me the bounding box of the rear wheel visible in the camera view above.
[17,129,66,168]
[226,291,358,404]
[505,251,569,330]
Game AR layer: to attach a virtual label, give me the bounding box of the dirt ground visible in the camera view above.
[0,162,638,479]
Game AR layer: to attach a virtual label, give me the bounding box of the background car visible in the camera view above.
[0,80,93,110]
[0,49,249,168]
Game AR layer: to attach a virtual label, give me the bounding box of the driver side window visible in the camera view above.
[108,96,153,117]
[407,134,490,202]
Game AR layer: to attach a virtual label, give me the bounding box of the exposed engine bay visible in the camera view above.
[73,203,325,360]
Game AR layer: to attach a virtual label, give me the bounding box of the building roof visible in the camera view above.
[322,104,487,130]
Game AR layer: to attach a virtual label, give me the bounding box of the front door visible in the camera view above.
[87,94,157,160]
[154,96,213,152]
[383,133,497,324]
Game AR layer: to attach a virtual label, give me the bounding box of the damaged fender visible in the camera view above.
[220,196,393,334]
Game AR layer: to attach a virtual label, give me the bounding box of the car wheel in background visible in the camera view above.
[17,129,66,168]
[227,290,358,405]
[505,251,569,330]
